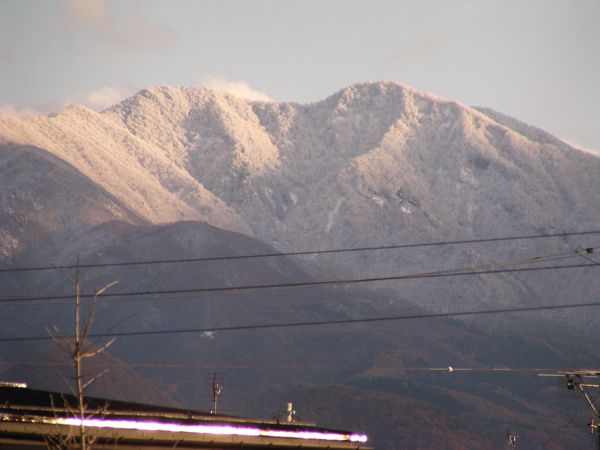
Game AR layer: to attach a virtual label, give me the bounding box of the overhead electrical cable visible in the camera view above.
[576,247,600,265]
[0,360,582,373]
[0,250,596,307]
[1,299,599,344]
[540,406,588,448]
[0,230,598,274]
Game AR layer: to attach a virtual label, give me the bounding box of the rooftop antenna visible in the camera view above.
[273,402,301,424]
[283,402,301,423]
[211,373,222,415]
[505,429,518,448]
[539,370,600,449]
[285,402,295,423]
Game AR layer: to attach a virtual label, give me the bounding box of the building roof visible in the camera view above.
[0,385,371,449]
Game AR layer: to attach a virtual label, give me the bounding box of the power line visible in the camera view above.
[0,258,596,307]
[539,403,589,449]
[0,247,593,305]
[1,229,598,274]
[576,247,600,265]
[0,360,578,373]
[539,414,578,449]
[1,299,599,344]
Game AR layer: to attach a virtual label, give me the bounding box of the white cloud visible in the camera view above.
[60,0,176,51]
[61,0,113,30]
[0,104,40,116]
[202,77,273,102]
[0,87,134,117]
[65,86,134,111]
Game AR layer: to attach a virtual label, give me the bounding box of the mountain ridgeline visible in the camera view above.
[1,82,599,313]
[1,82,599,449]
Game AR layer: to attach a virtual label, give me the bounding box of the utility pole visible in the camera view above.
[540,370,600,449]
[566,376,600,450]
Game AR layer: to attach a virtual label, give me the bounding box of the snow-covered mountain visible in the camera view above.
[0,104,249,255]
[104,82,598,246]
[1,81,598,316]
[2,81,600,449]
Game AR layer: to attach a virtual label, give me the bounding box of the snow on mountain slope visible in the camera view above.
[0,143,146,263]
[100,82,599,261]
[0,108,249,234]
[251,82,598,245]
[104,81,600,318]
[106,87,281,204]
[1,82,599,449]
[1,81,598,316]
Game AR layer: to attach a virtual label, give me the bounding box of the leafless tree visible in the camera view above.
[46,262,118,450]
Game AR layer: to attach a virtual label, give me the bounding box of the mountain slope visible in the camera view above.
[103,82,599,248]
[0,143,146,264]
[2,219,597,449]
[2,82,599,318]
[1,81,599,448]
[0,109,248,234]
[0,343,178,407]
[100,82,600,320]
[3,82,598,251]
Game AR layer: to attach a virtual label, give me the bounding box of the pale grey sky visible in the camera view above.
[1,0,598,151]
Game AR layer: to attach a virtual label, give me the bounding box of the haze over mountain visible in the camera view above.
[1,81,599,449]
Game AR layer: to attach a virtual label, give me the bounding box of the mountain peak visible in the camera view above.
[2,81,598,253]
[1,81,599,450]
[48,103,97,118]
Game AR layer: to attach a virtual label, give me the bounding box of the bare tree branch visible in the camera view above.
[82,368,110,393]
[46,326,73,355]
[81,337,115,359]
[58,374,78,401]
[81,281,119,340]
[83,309,137,354]
[46,259,119,450]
